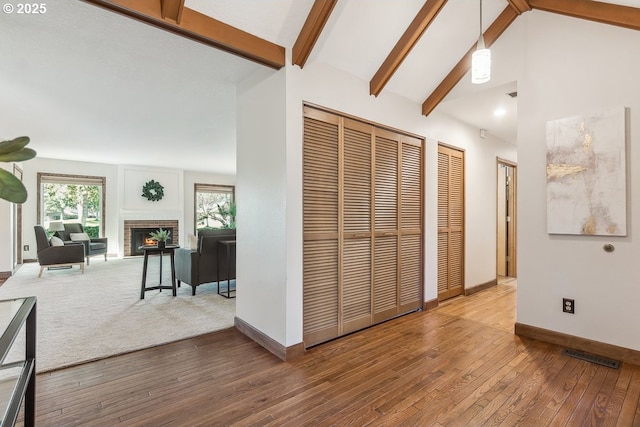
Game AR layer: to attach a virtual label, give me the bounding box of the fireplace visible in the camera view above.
[123,220,179,256]
[130,227,175,256]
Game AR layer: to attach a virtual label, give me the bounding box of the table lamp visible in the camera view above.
[49,221,65,238]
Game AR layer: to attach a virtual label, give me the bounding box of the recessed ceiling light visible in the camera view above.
[494,108,506,117]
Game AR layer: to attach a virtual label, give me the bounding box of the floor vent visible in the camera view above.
[562,348,620,369]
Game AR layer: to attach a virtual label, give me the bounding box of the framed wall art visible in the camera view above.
[546,106,627,236]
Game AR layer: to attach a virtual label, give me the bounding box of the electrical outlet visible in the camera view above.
[563,298,575,314]
[23,245,29,251]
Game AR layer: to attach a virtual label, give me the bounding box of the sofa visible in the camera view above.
[34,225,85,278]
[55,223,108,265]
[175,229,236,295]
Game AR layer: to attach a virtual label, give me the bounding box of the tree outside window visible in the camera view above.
[195,184,235,232]
[38,173,105,238]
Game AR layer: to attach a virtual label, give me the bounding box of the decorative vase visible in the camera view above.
[157,240,166,249]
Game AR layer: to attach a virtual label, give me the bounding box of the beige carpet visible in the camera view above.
[0,257,235,372]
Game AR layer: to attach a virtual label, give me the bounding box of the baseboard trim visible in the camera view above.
[465,278,497,296]
[515,322,640,366]
[0,272,10,280]
[234,316,305,362]
[423,298,438,311]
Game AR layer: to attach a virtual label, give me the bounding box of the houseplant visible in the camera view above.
[148,228,171,249]
[0,136,36,203]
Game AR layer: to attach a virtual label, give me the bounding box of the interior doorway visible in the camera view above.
[496,159,517,278]
[13,165,23,270]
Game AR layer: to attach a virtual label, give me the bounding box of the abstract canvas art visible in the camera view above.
[546,107,627,236]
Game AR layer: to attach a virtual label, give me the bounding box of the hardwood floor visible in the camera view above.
[18,281,640,426]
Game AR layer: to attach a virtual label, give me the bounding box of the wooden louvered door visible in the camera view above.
[303,105,423,347]
[373,129,399,323]
[399,136,423,313]
[342,118,373,334]
[303,108,339,346]
[437,145,465,301]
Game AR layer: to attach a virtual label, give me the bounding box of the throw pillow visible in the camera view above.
[188,233,197,250]
[69,232,90,241]
[50,236,64,246]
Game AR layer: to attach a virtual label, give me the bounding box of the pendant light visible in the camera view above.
[472,0,491,84]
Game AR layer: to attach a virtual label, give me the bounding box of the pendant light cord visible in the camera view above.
[479,0,483,39]
[477,0,485,49]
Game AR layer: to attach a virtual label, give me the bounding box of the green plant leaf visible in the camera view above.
[0,147,37,162]
[0,136,30,155]
[149,227,170,241]
[0,169,28,203]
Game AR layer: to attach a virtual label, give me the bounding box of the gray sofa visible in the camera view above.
[55,223,108,265]
[175,229,236,295]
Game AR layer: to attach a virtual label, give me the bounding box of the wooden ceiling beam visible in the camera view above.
[421,6,519,116]
[160,0,184,23]
[81,0,285,69]
[293,0,337,68]
[529,0,640,31]
[370,0,448,97]
[507,0,531,14]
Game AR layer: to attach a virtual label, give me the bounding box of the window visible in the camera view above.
[37,173,106,238]
[194,184,235,232]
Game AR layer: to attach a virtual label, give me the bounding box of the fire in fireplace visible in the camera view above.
[130,227,174,256]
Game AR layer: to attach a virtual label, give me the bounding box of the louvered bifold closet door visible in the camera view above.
[437,145,465,301]
[399,137,423,313]
[303,105,424,347]
[437,151,450,297]
[303,107,340,346]
[373,129,399,323]
[342,119,373,334]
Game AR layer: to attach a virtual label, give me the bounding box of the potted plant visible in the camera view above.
[148,228,171,249]
[0,136,36,203]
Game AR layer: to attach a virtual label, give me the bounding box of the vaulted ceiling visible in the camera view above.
[1,0,639,173]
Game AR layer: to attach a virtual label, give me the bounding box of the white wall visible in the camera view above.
[236,67,289,344]
[118,165,184,252]
[0,164,14,272]
[119,167,183,211]
[517,11,640,350]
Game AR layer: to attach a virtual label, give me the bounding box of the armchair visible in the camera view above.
[34,225,85,278]
[175,229,236,295]
[56,223,108,265]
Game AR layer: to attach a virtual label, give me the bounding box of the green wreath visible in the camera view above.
[141,180,164,202]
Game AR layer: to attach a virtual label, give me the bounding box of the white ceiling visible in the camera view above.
[0,0,635,173]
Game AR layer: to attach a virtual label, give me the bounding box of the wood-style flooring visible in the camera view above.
[17,280,640,426]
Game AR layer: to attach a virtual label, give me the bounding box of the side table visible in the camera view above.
[140,245,179,299]
[217,240,236,298]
